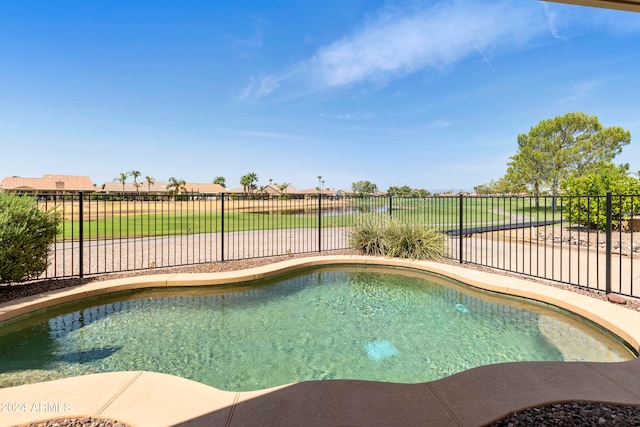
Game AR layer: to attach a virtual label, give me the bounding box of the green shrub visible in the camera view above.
[561,164,640,229]
[383,221,447,260]
[0,193,60,283]
[349,214,388,257]
[349,214,446,260]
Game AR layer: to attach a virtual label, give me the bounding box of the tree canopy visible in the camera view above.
[561,163,640,229]
[352,180,378,196]
[167,177,186,195]
[507,112,630,197]
[387,185,431,197]
[213,176,226,188]
[240,172,258,195]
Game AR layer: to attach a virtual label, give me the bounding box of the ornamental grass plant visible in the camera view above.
[348,214,387,257]
[349,214,446,260]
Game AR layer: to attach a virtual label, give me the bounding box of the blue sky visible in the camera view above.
[1,1,639,192]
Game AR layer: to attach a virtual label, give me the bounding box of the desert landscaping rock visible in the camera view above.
[489,401,640,427]
[21,417,127,427]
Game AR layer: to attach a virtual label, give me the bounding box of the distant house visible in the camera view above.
[182,183,227,195]
[226,184,303,198]
[100,180,169,194]
[0,174,96,195]
[223,185,359,199]
[99,180,227,196]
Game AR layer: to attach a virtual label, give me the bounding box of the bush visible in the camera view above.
[349,214,387,257]
[0,193,60,283]
[349,214,446,260]
[561,164,640,229]
[383,221,447,260]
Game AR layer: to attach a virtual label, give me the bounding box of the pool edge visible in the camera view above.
[2,255,640,427]
[3,255,639,352]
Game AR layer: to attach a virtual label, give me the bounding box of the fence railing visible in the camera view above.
[32,191,639,298]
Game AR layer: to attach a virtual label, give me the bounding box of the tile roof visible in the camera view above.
[182,183,227,193]
[1,175,95,191]
[101,181,169,193]
[99,181,227,194]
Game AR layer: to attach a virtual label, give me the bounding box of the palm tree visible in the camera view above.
[167,177,186,196]
[213,176,226,188]
[118,172,128,193]
[145,176,155,193]
[279,182,290,200]
[240,172,258,196]
[317,176,322,193]
[130,170,142,192]
[248,172,258,192]
[240,174,251,196]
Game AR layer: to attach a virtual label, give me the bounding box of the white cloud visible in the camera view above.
[538,2,640,38]
[542,2,566,40]
[318,112,375,120]
[560,79,602,106]
[240,0,548,99]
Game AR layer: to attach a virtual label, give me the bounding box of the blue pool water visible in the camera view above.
[0,266,634,391]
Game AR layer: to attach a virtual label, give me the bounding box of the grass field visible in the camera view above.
[46,196,565,240]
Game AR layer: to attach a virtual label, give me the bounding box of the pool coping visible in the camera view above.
[1,255,640,427]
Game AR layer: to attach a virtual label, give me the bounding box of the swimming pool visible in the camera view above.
[0,265,634,391]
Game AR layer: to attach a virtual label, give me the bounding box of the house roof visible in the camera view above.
[182,183,227,193]
[226,184,300,194]
[100,181,227,193]
[546,0,640,12]
[1,175,95,192]
[101,181,170,193]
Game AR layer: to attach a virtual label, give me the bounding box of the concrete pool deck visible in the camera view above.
[1,255,640,426]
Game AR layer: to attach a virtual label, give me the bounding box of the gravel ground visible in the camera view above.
[488,401,640,427]
[21,417,127,427]
[5,249,640,426]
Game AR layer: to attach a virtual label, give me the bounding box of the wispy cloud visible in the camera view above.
[225,17,265,60]
[541,2,566,40]
[239,0,547,100]
[560,79,602,105]
[225,128,306,141]
[318,112,375,120]
[539,2,640,38]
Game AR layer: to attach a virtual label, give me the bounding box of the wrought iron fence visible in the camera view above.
[30,191,640,298]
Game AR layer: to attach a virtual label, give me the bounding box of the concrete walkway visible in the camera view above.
[45,226,640,300]
[3,256,640,427]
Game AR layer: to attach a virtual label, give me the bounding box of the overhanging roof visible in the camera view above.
[545,0,640,12]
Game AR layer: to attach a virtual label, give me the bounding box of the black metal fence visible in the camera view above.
[31,191,640,298]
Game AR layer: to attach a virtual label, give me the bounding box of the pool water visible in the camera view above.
[0,266,634,391]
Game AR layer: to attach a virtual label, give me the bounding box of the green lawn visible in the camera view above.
[59,211,361,240]
[58,197,566,240]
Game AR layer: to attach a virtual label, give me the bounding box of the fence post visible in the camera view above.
[459,194,464,264]
[221,195,225,262]
[78,191,84,279]
[389,195,393,218]
[605,191,612,294]
[318,194,322,252]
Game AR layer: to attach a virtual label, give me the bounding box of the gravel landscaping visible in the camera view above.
[488,401,640,427]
